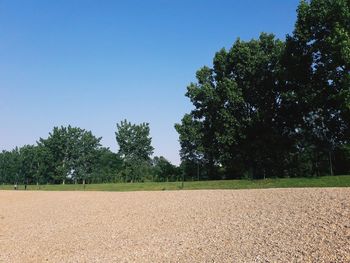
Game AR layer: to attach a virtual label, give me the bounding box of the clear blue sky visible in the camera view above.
[0,0,299,164]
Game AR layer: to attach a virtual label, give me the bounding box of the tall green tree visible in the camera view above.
[0,149,21,184]
[176,33,287,179]
[176,0,350,179]
[223,34,287,178]
[19,145,37,185]
[38,126,102,184]
[38,126,71,183]
[283,0,350,175]
[115,120,154,182]
[174,114,204,176]
[74,130,102,185]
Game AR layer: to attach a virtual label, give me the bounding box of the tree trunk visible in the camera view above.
[263,168,266,180]
[197,162,200,181]
[207,158,216,180]
[329,151,334,176]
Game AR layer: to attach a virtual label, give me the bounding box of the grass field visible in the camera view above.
[1,175,349,191]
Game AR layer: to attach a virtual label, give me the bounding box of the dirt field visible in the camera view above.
[0,188,349,262]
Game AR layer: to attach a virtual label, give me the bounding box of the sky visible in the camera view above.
[0,0,300,164]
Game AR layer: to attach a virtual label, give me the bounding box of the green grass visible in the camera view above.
[1,175,350,192]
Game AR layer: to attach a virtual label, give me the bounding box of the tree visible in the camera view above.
[38,126,71,184]
[31,144,53,187]
[152,156,178,182]
[222,33,287,178]
[175,114,203,161]
[38,126,102,184]
[176,0,350,179]
[74,130,102,186]
[115,120,154,182]
[0,149,21,184]
[283,0,350,175]
[19,145,37,185]
[176,33,288,179]
[90,147,123,183]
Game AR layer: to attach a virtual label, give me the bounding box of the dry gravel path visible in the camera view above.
[0,188,349,262]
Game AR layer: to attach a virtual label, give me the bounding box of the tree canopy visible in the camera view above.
[176,0,350,179]
[115,120,155,182]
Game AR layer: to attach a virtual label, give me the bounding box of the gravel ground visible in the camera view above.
[0,188,349,263]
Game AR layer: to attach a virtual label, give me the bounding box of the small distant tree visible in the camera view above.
[74,130,101,186]
[90,148,123,183]
[38,126,102,184]
[115,120,154,182]
[0,149,21,185]
[19,145,37,185]
[152,156,177,182]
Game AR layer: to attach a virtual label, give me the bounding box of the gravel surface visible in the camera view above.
[0,188,349,262]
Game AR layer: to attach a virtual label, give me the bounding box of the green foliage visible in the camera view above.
[176,33,287,179]
[282,0,350,176]
[90,148,123,183]
[0,126,117,186]
[0,122,179,186]
[0,148,20,184]
[115,120,155,182]
[175,114,204,163]
[38,126,102,184]
[117,159,152,183]
[152,156,180,182]
[116,120,154,162]
[176,0,350,179]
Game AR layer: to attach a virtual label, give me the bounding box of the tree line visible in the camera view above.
[0,121,181,185]
[175,0,350,179]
